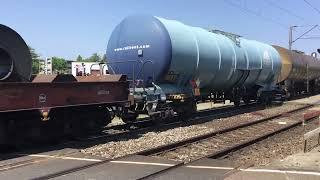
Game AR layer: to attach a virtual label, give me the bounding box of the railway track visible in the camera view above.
[137,104,312,157]
[0,103,258,170]
[27,103,318,180]
[0,103,249,153]
[72,103,260,147]
[135,104,316,179]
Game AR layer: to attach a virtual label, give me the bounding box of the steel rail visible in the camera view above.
[30,104,261,180]
[74,103,259,145]
[136,104,316,179]
[138,104,312,156]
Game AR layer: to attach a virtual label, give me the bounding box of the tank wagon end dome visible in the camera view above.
[106,15,172,82]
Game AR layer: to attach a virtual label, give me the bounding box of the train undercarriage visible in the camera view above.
[283,79,320,99]
[0,105,115,145]
[121,83,287,123]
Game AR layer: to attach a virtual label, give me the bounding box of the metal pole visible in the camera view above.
[289,26,293,50]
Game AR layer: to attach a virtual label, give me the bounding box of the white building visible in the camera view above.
[39,58,52,75]
[71,62,109,76]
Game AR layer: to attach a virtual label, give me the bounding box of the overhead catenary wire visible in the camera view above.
[264,0,305,21]
[223,0,288,30]
[299,37,320,39]
[303,0,320,15]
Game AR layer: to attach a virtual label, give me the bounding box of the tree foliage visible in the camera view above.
[29,46,41,74]
[86,53,101,62]
[75,53,106,63]
[52,57,67,73]
[101,54,107,63]
[76,55,83,62]
[29,47,105,75]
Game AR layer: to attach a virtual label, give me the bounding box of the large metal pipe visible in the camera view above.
[0,24,32,82]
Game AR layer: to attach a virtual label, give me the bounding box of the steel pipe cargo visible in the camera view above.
[107,15,282,94]
[0,24,32,81]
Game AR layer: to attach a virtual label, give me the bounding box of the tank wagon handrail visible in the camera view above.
[105,60,137,94]
[209,29,241,46]
[105,60,154,94]
[136,60,155,85]
[136,60,155,92]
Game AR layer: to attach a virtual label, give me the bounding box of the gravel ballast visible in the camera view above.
[224,115,320,167]
[81,102,305,159]
[157,115,303,162]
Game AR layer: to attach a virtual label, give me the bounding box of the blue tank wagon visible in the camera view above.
[107,15,284,121]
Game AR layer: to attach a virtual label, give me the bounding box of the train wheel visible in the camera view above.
[121,110,138,123]
[259,96,271,105]
[234,99,241,106]
[177,100,197,120]
[90,107,112,128]
[243,96,250,105]
[107,107,115,121]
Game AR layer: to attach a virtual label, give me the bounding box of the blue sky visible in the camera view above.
[1,0,320,60]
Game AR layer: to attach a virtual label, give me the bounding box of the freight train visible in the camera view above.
[106,15,320,122]
[1,15,320,145]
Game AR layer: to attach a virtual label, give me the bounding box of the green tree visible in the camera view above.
[29,46,41,74]
[52,57,67,73]
[101,54,107,63]
[86,53,101,62]
[76,55,83,62]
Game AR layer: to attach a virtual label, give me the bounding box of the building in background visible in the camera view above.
[39,58,52,75]
[65,60,74,74]
[71,62,108,76]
